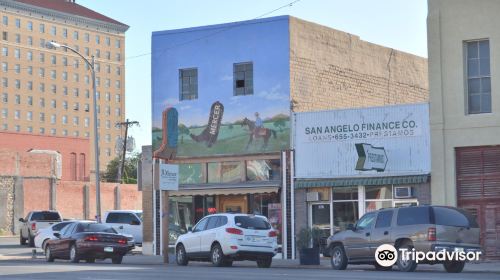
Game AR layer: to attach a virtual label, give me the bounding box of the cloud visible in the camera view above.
[257,84,288,101]
[161,98,179,107]
[180,105,191,111]
[220,75,233,81]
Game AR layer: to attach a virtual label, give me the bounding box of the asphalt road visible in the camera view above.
[1,237,498,280]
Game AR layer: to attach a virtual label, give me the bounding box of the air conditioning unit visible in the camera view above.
[394,186,413,198]
[306,192,320,202]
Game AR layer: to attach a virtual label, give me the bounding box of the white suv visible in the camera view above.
[175,213,278,268]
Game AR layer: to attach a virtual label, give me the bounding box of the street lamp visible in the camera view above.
[47,41,102,222]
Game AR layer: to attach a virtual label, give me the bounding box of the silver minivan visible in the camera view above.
[326,206,481,273]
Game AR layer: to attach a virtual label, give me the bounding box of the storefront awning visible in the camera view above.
[169,181,280,197]
[295,175,429,189]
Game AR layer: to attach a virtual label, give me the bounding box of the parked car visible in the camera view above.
[103,210,142,245]
[326,205,481,273]
[175,213,278,268]
[44,222,130,264]
[19,211,63,247]
[34,221,78,250]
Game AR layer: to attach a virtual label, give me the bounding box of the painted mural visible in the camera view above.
[151,16,290,157]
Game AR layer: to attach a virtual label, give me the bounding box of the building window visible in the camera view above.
[2,93,7,103]
[95,49,101,58]
[2,31,7,41]
[115,39,121,48]
[27,81,33,90]
[14,48,20,59]
[39,53,45,63]
[50,70,56,79]
[15,34,20,43]
[62,57,67,66]
[62,28,67,38]
[84,33,89,42]
[51,115,56,124]
[105,36,110,46]
[62,129,68,136]
[51,84,56,94]
[50,26,56,36]
[208,162,243,183]
[39,38,45,48]
[179,68,198,100]
[95,35,100,44]
[51,128,56,135]
[51,99,56,108]
[27,36,32,45]
[14,110,20,119]
[62,115,68,125]
[62,71,68,81]
[15,125,20,132]
[63,87,68,95]
[27,21,32,31]
[27,111,33,121]
[115,53,121,61]
[466,40,491,114]
[1,62,6,72]
[15,19,20,28]
[2,16,7,26]
[15,94,20,104]
[27,126,33,133]
[39,23,45,33]
[63,101,68,110]
[1,108,7,118]
[39,98,45,107]
[115,94,121,103]
[233,62,253,96]
[51,55,56,65]
[39,83,45,92]
[105,51,111,60]
[39,68,45,77]
[27,51,32,61]
[39,127,45,134]
[73,116,79,125]
[84,117,89,127]
[14,64,20,74]
[73,31,78,40]
[15,79,20,89]
[1,78,7,88]
[27,96,33,105]
[39,112,45,122]
[84,47,89,56]
[2,46,7,56]
[27,66,32,75]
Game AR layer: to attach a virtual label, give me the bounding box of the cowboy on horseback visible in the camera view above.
[254,112,265,136]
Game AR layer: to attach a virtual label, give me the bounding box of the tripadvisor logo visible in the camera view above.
[375,244,482,267]
[375,244,398,267]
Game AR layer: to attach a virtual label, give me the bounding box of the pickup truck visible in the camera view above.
[19,211,63,247]
[103,210,143,245]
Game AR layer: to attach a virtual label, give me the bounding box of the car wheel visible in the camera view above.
[176,244,189,266]
[111,255,123,264]
[45,246,55,262]
[397,244,417,272]
[256,257,272,268]
[374,262,392,271]
[19,231,26,245]
[86,258,96,263]
[331,246,348,270]
[443,261,465,273]
[69,244,80,263]
[210,244,225,267]
[28,234,35,247]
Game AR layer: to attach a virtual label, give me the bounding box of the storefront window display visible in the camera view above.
[250,193,279,217]
[179,163,204,184]
[208,161,243,183]
[246,159,281,181]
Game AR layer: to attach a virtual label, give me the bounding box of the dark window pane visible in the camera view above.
[247,159,281,181]
[467,59,479,77]
[468,94,481,113]
[332,187,358,200]
[467,41,478,59]
[53,222,71,231]
[216,216,228,227]
[236,79,245,88]
[468,78,480,94]
[366,185,392,199]
[433,207,478,228]
[312,204,330,226]
[480,58,490,76]
[193,217,208,232]
[375,210,393,228]
[481,77,491,93]
[397,207,430,225]
[234,216,270,230]
[479,40,489,58]
[179,163,203,184]
[481,93,491,113]
[105,213,120,223]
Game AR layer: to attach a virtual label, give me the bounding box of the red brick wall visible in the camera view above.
[0,132,90,181]
[23,178,50,214]
[120,184,142,210]
[56,181,85,219]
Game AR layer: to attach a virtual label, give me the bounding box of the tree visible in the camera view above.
[274,119,286,132]
[178,124,190,143]
[103,152,140,184]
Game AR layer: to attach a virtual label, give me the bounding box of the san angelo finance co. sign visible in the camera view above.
[294,103,430,179]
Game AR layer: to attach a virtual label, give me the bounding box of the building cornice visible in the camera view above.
[0,0,129,33]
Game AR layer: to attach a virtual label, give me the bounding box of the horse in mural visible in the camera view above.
[241,117,277,150]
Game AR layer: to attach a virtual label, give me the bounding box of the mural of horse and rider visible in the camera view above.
[152,102,290,157]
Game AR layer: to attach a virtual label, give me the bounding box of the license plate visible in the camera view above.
[454,247,464,252]
[246,236,265,242]
[104,247,114,252]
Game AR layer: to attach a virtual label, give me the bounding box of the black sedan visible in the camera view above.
[45,222,129,264]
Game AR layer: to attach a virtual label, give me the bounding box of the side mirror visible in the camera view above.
[347,224,355,231]
[53,232,61,238]
[19,218,25,223]
[187,226,193,233]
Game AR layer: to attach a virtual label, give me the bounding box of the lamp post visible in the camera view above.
[48,41,102,222]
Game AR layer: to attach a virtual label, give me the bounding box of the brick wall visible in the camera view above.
[289,17,428,112]
[0,132,90,181]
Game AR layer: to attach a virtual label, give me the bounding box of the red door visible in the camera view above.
[456,146,500,260]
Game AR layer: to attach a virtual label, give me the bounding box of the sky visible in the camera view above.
[77,0,428,153]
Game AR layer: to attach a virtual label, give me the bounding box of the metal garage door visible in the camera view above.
[456,146,500,260]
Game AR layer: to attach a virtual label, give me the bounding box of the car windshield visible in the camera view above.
[31,212,61,221]
[234,216,271,230]
[78,223,117,233]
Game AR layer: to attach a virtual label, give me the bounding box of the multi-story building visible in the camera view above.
[145,16,428,257]
[0,0,128,177]
[428,0,500,259]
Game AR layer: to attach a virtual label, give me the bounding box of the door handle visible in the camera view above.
[384,231,389,235]
[365,232,370,237]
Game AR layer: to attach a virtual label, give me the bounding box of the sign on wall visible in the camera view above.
[294,103,430,178]
[159,163,179,191]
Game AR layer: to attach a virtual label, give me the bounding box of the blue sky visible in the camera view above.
[77,0,428,152]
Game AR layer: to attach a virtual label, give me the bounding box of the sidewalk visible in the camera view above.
[121,253,500,273]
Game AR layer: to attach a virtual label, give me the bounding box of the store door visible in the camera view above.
[309,203,331,243]
[456,146,500,260]
[219,195,248,213]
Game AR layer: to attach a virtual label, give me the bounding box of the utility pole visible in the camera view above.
[115,119,139,183]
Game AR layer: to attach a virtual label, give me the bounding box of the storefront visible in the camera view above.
[293,103,431,246]
[166,157,282,244]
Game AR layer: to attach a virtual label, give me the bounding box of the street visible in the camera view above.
[1,237,498,280]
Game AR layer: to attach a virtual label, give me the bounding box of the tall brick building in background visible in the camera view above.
[0,0,128,175]
[0,0,139,236]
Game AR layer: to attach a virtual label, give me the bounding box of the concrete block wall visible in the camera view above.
[289,17,429,113]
